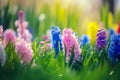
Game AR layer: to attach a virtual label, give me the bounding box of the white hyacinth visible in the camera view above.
[0,42,6,67]
[39,13,46,21]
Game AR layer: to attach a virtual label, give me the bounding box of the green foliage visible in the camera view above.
[0,40,120,80]
[3,42,21,72]
[100,3,109,29]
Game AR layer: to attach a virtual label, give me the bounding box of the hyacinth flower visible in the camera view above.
[62,29,81,63]
[39,13,46,22]
[15,10,32,42]
[117,23,120,34]
[87,21,99,44]
[0,42,6,67]
[80,35,90,46]
[51,26,63,56]
[15,10,28,30]
[15,39,33,64]
[0,25,3,38]
[108,34,120,64]
[3,29,16,47]
[109,29,115,38]
[96,29,106,51]
[40,35,51,51]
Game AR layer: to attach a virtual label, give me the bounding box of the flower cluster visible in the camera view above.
[40,35,51,51]
[108,34,120,63]
[15,10,32,42]
[0,25,3,38]
[15,39,33,63]
[96,29,106,51]
[109,29,115,38]
[80,35,90,46]
[62,29,81,63]
[1,10,33,64]
[0,43,6,67]
[51,26,62,56]
[87,21,99,44]
[117,23,120,34]
[3,29,16,47]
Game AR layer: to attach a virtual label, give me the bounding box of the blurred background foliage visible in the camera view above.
[1,0,120,38]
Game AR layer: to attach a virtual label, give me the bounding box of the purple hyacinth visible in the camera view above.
[96,29,106,51]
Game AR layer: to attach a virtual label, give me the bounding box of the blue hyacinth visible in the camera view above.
[81,35,90,45]
[108,34,120,64]
[109,29,115,38]
[51,26,62,56]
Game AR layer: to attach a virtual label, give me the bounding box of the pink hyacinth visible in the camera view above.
[15,10,32,42]
[46,43,51,50]
[17,29,32,42]
[62,29,81,63]
[15,39,33,63]
[0,25,3,37]
[40,35,51,51]
[3,29,16,47]
[15,10,28,30]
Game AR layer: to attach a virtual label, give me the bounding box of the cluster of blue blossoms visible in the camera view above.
[51,26,63,56]
[108,34,120,63]
[109,29,115,38]
[81,35,90,46]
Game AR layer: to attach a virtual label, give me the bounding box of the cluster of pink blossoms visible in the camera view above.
[15,10,33,63]
[1,10,33,64]
[0,25,3,38]
[40,35,51,51]
[15,38,33,63]
[15,10,32,43]
[62,29,81,63]
[3,29,16,47]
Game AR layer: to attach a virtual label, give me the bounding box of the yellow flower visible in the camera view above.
[112,24,118,33]
[87,21,99,44]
